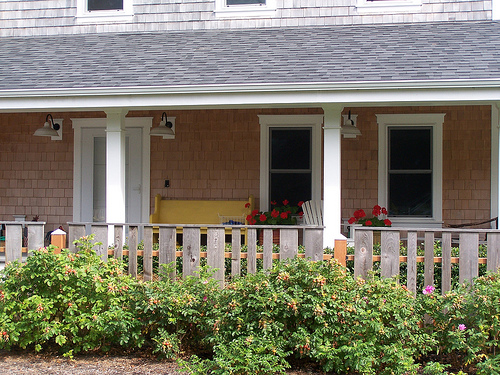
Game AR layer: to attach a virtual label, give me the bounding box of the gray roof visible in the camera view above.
[1,20,500,90]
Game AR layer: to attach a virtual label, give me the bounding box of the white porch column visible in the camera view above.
[491,103,500,226]
[322,104,345,248]
[105,109,127,223]
[493,0,500,20]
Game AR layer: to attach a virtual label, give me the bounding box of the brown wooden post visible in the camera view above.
[333,238,347,267]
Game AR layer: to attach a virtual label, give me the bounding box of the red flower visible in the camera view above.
[271,209,279,218]
[299,212,304,217]
[280,212,288,219]
[384,219,392,226]
[348,217,356,224]
[372,205,381,217]
[381,207,388,215]
[298,201,304,207]
[270,201,277,206]
[251,209,259,216]
[259,214,267,222]
[246,214,253,222]
[248,217,256,225]
[365,220,373,226]
[354,209,366,220]
[282,199,289,206]
[245,203,251,208]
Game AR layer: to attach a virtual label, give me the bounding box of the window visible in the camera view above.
[388,127,432,216]
[258,115,322,212]
[377,114,445,226]
[88,0,123,11]
[227,0,266,4]
[214,0,276,17]
[269,128,312,209]
[76,0,133,23]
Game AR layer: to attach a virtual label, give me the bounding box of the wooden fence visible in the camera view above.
[2,221,500,294]
[353,227,500,294]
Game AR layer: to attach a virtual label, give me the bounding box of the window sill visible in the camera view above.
[76,11,134,23]
[355,0,422,13]
[214,7,276,18]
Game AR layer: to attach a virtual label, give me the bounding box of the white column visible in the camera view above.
[491,103,500,227]
[322,104,346,248]
[105,109,127,223]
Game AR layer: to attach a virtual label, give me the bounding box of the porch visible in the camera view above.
[2,221,500,293]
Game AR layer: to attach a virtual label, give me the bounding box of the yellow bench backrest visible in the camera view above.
[149,195,255,225]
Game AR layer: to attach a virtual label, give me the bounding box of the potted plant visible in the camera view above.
[348,205,391,243]
[246,200,304,244]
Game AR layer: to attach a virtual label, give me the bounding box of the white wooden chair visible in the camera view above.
[302,200,323,226]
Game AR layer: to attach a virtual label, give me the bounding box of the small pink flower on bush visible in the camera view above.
[422,285,435,295]
[458,324,466,331]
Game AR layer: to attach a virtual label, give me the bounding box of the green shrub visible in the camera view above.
[0,235,141,356]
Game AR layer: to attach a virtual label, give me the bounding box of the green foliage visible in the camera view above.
[0,235,142,355]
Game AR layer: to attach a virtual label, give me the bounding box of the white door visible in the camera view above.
[78,126,144,223]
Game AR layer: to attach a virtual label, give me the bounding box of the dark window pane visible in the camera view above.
[270,129,311,170]
[389,173,432,216]
[227,0,265,5]
[390,128,431,170]
[270,173,311,210]
[88,0,123,11]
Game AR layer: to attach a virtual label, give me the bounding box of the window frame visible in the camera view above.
[214,0,276,18]
[258,115,323,212]
[76,0,134,23]
[377,113,445,227]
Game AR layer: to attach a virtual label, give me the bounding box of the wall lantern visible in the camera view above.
[341,111,361,139]
[34,114,62,140]
[150,112,175,139]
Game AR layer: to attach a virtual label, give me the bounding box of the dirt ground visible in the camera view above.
[0,350,324,374]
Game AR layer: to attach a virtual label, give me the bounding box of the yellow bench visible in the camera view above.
[149,194,255,241]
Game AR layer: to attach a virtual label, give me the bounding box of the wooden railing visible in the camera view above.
[66,223,327,285]
[353,227,500,294]
[0,221,46,263]
[3,222,500,294]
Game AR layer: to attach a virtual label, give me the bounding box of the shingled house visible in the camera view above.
[1,0,500,247]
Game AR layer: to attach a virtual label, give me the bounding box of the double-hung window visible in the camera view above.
[377,114,445,226]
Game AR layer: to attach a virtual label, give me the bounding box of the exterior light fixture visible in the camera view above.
[341,110,361,139]
[34,114,61,138]
[150,112,175,137]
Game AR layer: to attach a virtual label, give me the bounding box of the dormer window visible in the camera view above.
[76,0,133,23]
[215,0,276,17]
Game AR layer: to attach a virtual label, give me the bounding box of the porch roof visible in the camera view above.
[1,21,500,92]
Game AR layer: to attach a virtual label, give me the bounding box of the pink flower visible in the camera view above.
[458,324,466,331]
[423,285,435,295]
[203,296,208,302]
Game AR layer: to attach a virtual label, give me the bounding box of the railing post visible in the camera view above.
[231,228,242,276]
[143,225,154,282]
[91,224,109,261]
[207,227,225,287]
[128,226,138,278]
[354,229,373,279]
[27,222,45,253]
[5,223,23,264]
[424,232,435,288]
[304,227,324,262]
[183,227,200,277]
[280,227,297,260]
[459,232,479,284]
[380,230,400,279]
[487,232,500,272]
[68,224,86,253]
[247,228,257,274]
[159,226,177,280]
[406,231,418,294]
